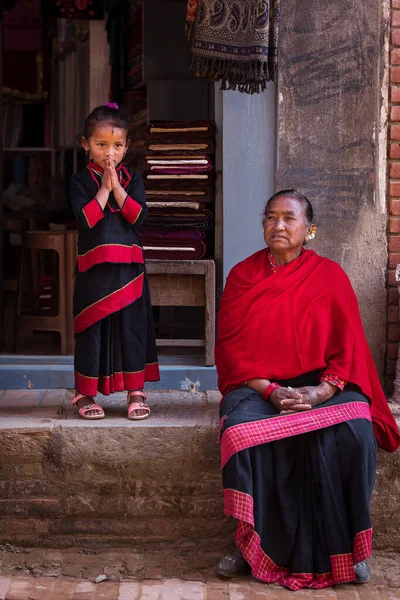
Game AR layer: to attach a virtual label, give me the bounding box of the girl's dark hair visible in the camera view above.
[264,189,314,224]
[83,104,130,139]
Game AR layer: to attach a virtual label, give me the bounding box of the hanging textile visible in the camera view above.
[41,0,103,20]
[186,0,280,94]
[3,0,42,51]
[103,0,125,104]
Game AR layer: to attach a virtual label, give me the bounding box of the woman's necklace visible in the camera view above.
[267,251,283,274]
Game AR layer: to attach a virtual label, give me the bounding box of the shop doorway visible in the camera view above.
[0,1,219,371]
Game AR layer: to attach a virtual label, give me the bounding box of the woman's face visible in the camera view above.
[263,196,310,256]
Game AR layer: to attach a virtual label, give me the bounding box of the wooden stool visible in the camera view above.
[146,259,216,366]
[2,217,37,351]
[16,231,69,355]
[3,216,35,293]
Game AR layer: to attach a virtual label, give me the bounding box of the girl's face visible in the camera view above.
[81,125,129,168]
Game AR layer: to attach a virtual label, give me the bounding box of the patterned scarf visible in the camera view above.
[186,0,280,94]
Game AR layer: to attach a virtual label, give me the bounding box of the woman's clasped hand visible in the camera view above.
[245,378,337,413]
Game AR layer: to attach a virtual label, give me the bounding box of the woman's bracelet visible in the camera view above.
[262,382,280,401]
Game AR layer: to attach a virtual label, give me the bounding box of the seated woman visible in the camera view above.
[215,190,400,591]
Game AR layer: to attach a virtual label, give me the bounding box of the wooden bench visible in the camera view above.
[146,259,216,366]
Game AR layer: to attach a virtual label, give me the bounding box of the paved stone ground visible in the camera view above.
[0,547,399,599]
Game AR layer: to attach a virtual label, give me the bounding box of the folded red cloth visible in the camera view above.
[143,212,213,232]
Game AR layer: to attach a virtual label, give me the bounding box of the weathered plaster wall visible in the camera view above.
[386,0,400,386]
[276,0,388,374]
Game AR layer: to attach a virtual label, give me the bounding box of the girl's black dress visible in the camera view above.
[70,161,159,396]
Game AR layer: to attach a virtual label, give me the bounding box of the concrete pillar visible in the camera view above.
[276,0,388,374]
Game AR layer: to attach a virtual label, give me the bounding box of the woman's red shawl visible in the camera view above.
[215,248,400,452]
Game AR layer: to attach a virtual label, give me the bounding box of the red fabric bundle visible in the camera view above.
[215,248,400,452]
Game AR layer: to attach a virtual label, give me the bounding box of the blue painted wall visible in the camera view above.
[219,85,277,280]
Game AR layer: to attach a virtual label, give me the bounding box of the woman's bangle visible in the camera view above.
[262,382,280,401]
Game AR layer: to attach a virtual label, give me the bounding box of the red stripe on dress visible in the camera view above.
[82,198,104,228]
[121,166,131,190]
[74,273,144,334]
[77,244,144,272]
[98,363,160,394]
[120,196,142,224]
[88,167,101,189]
[74,362,160,396]
[74,371,99,397]
[220,402,372,468]
[231,513,372,590]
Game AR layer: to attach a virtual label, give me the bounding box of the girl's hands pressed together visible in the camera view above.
[107,159,122,191]
[95,161,112,209]
[105,158,129,208]
[101,161,113,192]
[96,158,127,210]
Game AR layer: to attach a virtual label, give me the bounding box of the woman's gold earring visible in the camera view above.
[305,225,317,242]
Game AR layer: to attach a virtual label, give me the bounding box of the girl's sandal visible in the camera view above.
[72,394,105,420]
[127,391,151,420]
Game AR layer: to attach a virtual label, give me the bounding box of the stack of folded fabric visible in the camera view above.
[141,121,215,260]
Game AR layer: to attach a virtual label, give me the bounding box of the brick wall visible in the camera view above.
[387,0,400,386]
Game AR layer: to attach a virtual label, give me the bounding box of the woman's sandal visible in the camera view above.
[72,394,105,420]
[216,548,251,578]
[127,390,151,420]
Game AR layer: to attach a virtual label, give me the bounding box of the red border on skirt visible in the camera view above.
[225,488,372,590]
[75,362,160,396]
[220,401,372,468]
[77,243,144,272]
[74,272,144,334]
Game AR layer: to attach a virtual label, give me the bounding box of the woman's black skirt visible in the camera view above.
[219,372,377,590]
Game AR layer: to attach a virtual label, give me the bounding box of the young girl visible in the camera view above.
[70,102,160,420]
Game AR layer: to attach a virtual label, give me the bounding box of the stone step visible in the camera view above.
[0,389,399,551]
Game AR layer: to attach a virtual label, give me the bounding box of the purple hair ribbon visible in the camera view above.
[104,102,119,110]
